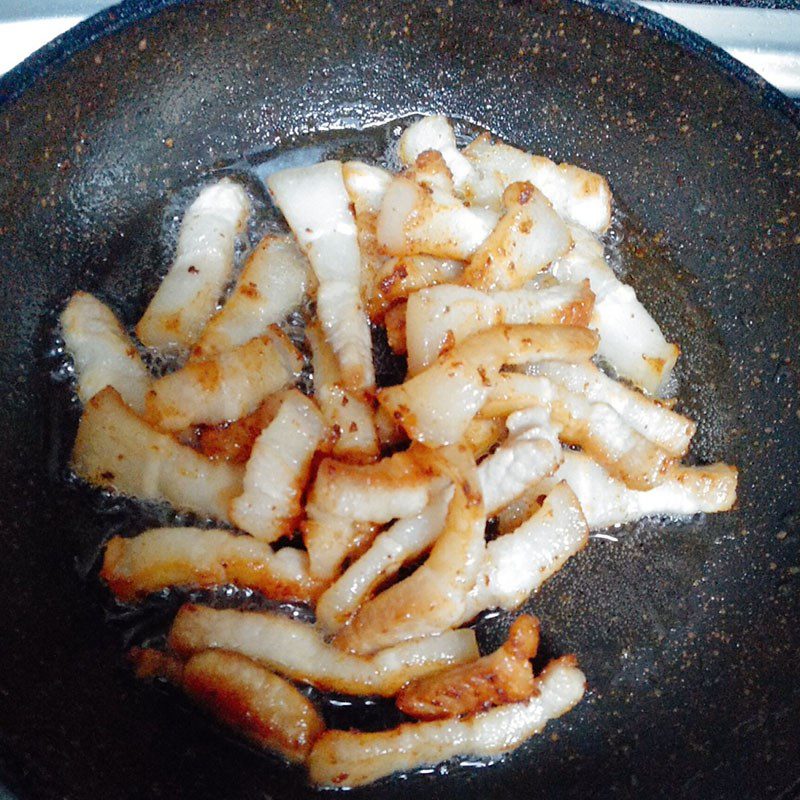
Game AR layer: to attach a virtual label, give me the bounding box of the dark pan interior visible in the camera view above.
[0,1,798,798]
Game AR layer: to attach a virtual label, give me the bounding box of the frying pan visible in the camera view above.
[0,1,798,798]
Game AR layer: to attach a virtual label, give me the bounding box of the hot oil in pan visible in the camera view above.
[43,116,737,777]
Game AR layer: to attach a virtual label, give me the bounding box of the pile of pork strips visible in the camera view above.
[61,116,736,787]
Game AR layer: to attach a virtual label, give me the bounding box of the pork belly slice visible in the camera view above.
[315,486,455,633]
[308,445,450,523]
[536,450,738,530]
[479,372,553,419]
[594,284,679,395]
[137,178,250,350]
[307,321,378,463]
[397,115,474,190]
[168,604,479,696]
[307,655,585,788]
[303,445,449,580]
[342,159,462,346]
[302,515,379,582]
[371,255,464,321]
[396,615,540,720]
[71,387,242,522]
[60,291,150,414]
[549,224,679,394]
[267,161,360,286]
[462,132,612,233]
[145,328,302,432]
[383,301,407,355]
[333,450,485,655]
[405,281,594,375]
[342,160,392,299]
[315,280,375,392]
[191,235,311,360]
[194,400,278,464]
[229,390,326,542]
[101,528,323,603]
[379,323,598,446]
[461,182,572,292]
[316,410,561,633]
[343,160,392,221]
[462,483,589,622]
[131,649,324,764]
[549,390,673,490]
[477,406,563,514]
[483,373,674,490]
[464,417,506,459]
[408,149,460,194]
[268,161,374,390]
[376,174,494,261]
[528,360,695,456]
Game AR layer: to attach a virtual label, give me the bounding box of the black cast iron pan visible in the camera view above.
[0,1,798,798]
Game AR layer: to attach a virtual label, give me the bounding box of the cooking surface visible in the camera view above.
[1,0,799,97]
[0,1,797,799]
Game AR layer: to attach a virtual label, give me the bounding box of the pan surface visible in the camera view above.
[0,1,798,798]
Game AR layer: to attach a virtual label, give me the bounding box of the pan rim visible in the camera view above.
[0,0,797,130]
[0,2,797,799]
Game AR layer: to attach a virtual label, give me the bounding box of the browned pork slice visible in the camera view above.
[483,372,674,490]
[131,649,325,763]
[529,360,695,456]
[376,175,495,262]
[342,160,393,291]
[302,516,379,582]
[461,182,572,292]
[547,387,673,490]
[169,604,479,696]
[396,615,540,720]
[334,450,485,655]
[477,406,563,514]
[229,390,327,542]
[462,132,612,233]
[314,487,454,633]
[461,482,589,622]
[379,324,598,446]
[137,178,250,350]
[191,234,312,360]
[405,281,594,375]
[101,528,324,603]
[307,445,450,524]
[307,655,586,788]
[303,445,451,580]
[549,224,679,394]
[397,115,474,190]
[370,255,464,321]
[268,161,374,390]
[533,450,738,530]
[61,291,150,414]
[308,321,378,463]
[145,328,302,431]
[316,405,563,633]
[72,387,242,522]
[193,401,278,464]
